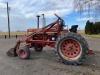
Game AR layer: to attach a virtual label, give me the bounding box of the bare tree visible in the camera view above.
[74,0,100,20]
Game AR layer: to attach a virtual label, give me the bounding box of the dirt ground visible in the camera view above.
[0,37,100,75]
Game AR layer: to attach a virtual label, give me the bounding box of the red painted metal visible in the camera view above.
[19,50,26,58]
[8,14,63,56]
[28,39,55,47]
[60,30,68,34]
[7,14,93,57]
[61,39,81,58]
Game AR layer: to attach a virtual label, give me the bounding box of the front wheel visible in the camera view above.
[18,46,30,59]
[55,32,89,65]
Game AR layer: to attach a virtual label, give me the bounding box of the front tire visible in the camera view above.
[55,32,89,65]
[18,46,30,59]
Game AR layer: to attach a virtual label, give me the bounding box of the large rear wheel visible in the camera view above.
[55,32,89,65]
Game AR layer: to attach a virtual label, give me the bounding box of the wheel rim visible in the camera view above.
[20,50,26,58]
[61,39,81,58]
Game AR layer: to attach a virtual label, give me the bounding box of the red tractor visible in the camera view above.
[7,14,90,65]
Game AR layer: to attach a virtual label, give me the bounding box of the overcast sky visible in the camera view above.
[0,0,94,32]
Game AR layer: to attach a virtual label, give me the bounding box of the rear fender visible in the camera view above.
[60,30,69,34]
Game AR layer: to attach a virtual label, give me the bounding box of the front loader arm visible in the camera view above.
[6,19,59,57]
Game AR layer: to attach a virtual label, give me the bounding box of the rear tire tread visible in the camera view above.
[55,32,89,65]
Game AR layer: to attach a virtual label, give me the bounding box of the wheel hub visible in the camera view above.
[20,50,26,58]
[61,39,81,58]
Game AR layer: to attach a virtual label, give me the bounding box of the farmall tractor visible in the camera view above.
[7,14,91,65]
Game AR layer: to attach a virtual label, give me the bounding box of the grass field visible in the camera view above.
[0,32,26,36]
[82,33,100,39]
[0,31,100,39]
[78,30,100,39]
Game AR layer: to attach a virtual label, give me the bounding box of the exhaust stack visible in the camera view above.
[42,14,46,27]
[37,15,40,29]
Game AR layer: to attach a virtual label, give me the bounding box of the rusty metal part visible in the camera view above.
[6,40,20,57]
[88,49,94,55]
[6,48,17,57]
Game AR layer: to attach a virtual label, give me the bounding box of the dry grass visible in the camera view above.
[0,31,100,39]
[0,32,26,36]
[78,30,84,34]
[82,34,100,39]
[78,30,100,39]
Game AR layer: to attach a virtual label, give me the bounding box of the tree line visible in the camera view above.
[85,20,100,35]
